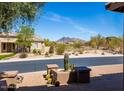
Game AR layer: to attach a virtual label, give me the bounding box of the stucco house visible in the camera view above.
[0,32,45,53]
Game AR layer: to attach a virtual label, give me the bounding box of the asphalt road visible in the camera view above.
[0,56,123,73]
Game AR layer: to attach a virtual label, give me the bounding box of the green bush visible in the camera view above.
[45,74,51,80]
[33,49,42,55]
[56,44,65,55]
[46,73,53,84]
[49,46,54,54]
[69,63,75,71]
[45,52,49,57]
[32,49,37,54]
[19,53,28,58]
[37,50,41,55]
[73,41,82,49]
[101,52,105,55]
[47,78,52,84]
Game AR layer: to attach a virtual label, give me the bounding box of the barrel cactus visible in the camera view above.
[64,53,69,71]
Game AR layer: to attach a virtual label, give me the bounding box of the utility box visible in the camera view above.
[75,66,91,83]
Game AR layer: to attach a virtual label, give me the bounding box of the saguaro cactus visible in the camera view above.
[64,53,69,71]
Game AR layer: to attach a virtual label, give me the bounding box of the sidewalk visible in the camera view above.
[17,64,123,91]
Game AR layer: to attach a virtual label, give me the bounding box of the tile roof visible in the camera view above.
[0,32,43,42]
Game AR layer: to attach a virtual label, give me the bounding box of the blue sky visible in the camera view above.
[33,2,123,41]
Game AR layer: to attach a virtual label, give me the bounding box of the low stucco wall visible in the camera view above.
[51,69,77,84]
[30,43,46,53]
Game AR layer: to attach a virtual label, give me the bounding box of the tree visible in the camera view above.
[106,36,123,51]
[44,39,56,47]
[44,39,50,46]
[16,26,34,52]
[90,34,105,49]
[49,46,54,54]
[0,2,45,32]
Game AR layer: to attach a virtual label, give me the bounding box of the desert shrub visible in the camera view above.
[37,50,41,55]
[47,78,52,84]
[49,46,54,54]
[33,49,42,55]
[46,73,53,84]
[32,49,37,54]
[78,48,84,54]
[101,52,105,55]
[69,63,75,71]
[75,52,79,56]
[56,44,65,55]
[73,41,82,49]
[45,52,49,57]
[45,74,51,80]
[72,52,75,54]
[19,53,28,58]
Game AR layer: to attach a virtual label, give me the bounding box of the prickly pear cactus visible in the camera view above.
[64,53,69,71]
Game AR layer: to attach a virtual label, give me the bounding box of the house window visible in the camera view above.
[33,42,38,49]
[3,43,6,50]
[13,43,15,50]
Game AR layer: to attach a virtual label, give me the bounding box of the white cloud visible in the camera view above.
[42,12,64,22]
[72,24,97,35]
[64,17,97,36]
[43,12,98,36]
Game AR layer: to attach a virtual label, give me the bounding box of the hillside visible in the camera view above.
[56,37,85,43]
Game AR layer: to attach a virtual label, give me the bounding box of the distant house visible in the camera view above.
[0,32,45,53]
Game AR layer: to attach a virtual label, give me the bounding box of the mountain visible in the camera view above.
[56,37,85,43]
